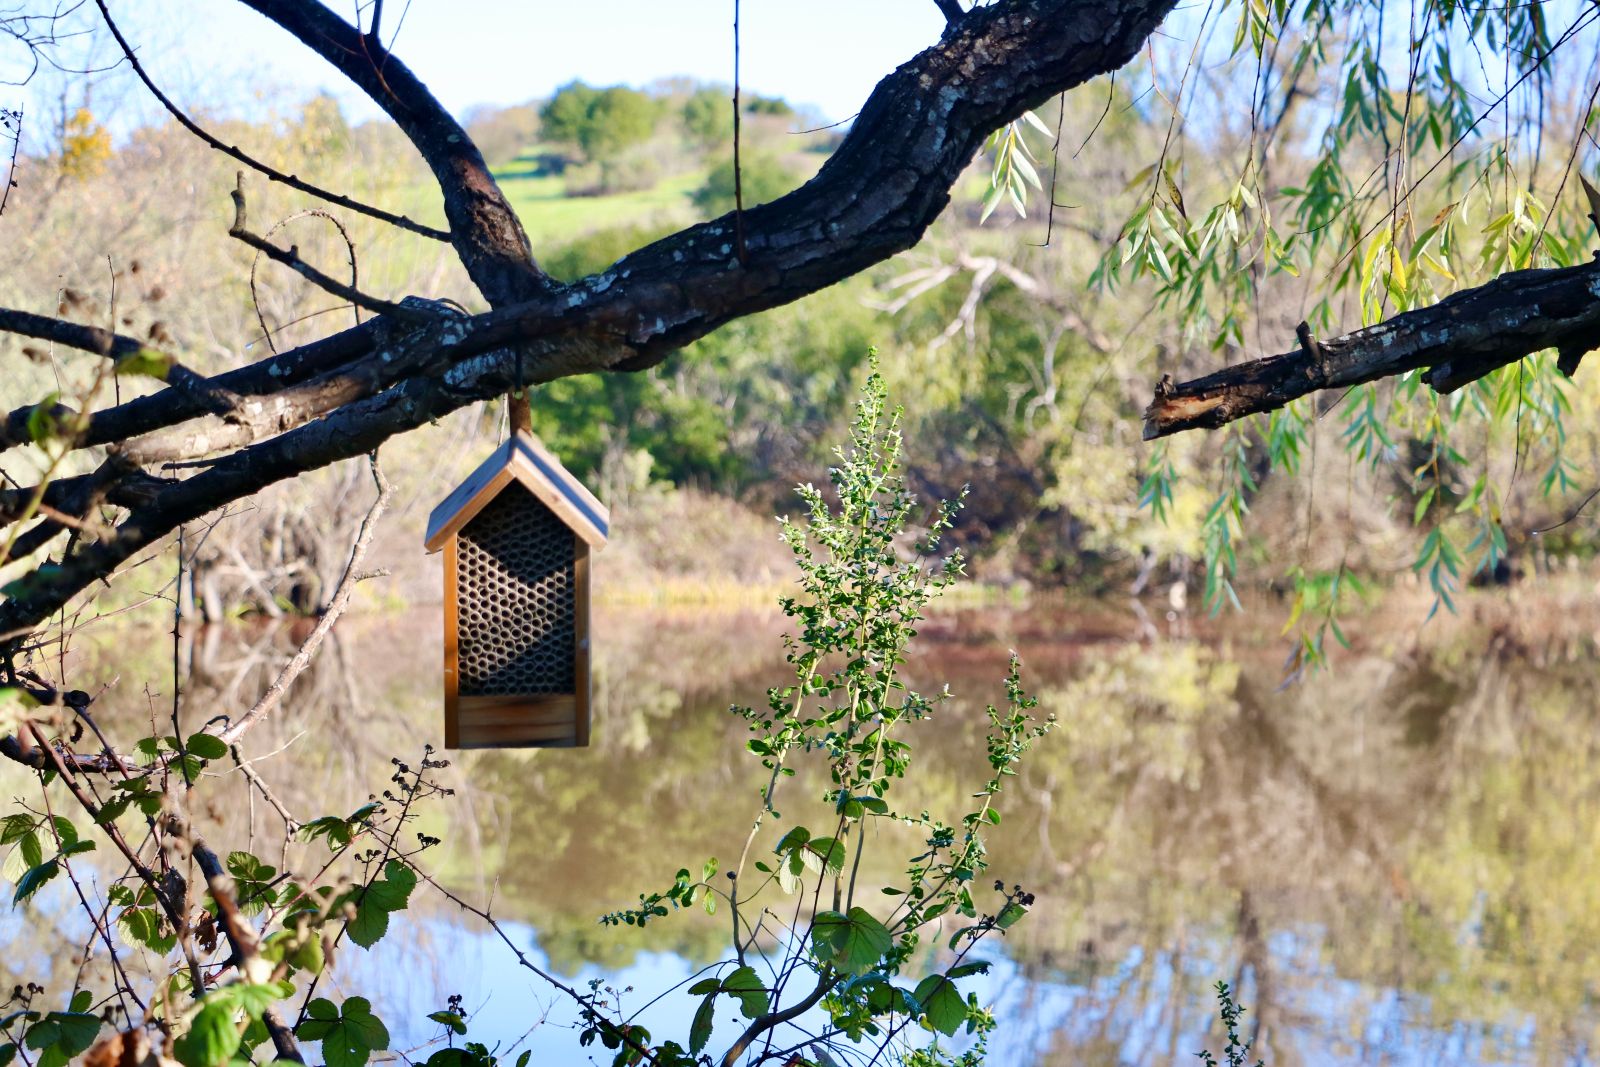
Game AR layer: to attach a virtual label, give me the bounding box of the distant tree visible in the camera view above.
[538,79,658,163]
[57,106,110,178]
[682,84,731,147]
[742,93,794,118]
[290,92,350,162]
[464,101,542,167]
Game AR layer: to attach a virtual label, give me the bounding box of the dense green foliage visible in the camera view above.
[578,365,1053,1065]
[538,81,660,163]
[692,153,803,215]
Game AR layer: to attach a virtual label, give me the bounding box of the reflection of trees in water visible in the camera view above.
[7,605,1600,1062]
[431,611,1600,1064]
[990,642,1600,1066]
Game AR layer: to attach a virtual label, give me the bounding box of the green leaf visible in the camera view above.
[426,1011,467,1037]
[689,995,714,1055]
[0,815,34,846]
[23,1020,59,1051]
[219,982,293,1016]
[174,1001,241,1067]
[114,347,173,380]
[345,897,390,949]
[289,933,326,975]
[367,860,417,910]
[184,733,229,761]
[0,1042,15,1067]
[773,827,811,854]
[913,975,967,1037]
[94,796,132,826]
[295,998,339,1041]
[802,836,845,875]
[117,906,175,954]
[26,396,59,444]
[721,966,769,1019]
[776,851,802,895]
[810,907,892,975]
[15,859,59,904]
[298,997,387,1067]
[996,900,1028,929]
[349,861,417,949]
[340,998,390,1058]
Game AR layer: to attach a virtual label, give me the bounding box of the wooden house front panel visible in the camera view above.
[447,483,586,748]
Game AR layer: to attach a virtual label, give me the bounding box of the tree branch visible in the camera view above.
[0,306,241,413]
[0,0,1179,642]
[235,0,548,305]
[227,173,431,323]
[0,319,388,461]
[1142,258,1600,439]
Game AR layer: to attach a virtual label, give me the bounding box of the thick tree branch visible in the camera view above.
[235,0,548,305]
[0,306,242,413]
[1142,258,1600,438]
[1,319,389,460]
[0,0,1178,641]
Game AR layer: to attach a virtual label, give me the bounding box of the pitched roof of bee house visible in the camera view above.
[424,431,609,553]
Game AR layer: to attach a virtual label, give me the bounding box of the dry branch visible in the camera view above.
[1142,258,1600,438]
[213,456,390,746]
[226,175,430,324]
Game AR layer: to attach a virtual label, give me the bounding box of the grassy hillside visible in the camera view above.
[496,165,707,245]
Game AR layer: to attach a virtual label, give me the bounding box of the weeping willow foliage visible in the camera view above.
[982,0,1600,662]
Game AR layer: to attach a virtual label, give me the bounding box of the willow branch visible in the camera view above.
[1143,258,1600,438]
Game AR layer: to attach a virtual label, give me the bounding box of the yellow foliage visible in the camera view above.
[59,108,111,180]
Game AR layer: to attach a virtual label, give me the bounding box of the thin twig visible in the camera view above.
[92,0,448,241]
[214,453,390,746]
[732,0,747,266]
[1531,486,1600,535]
[228,175,430,323]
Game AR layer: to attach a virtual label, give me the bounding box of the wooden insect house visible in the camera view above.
[424,432,608,749]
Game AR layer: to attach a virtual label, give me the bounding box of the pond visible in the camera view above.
[3,594,1598,1066]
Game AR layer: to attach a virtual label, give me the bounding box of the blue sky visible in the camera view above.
[10,1,950,132]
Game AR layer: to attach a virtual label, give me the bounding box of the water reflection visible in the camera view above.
[3,600,1599,1065]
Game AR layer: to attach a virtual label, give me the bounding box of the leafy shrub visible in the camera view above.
[692,153,801,216]
[539,81,660,163]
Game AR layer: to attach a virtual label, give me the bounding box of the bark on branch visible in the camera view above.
[1142,258,1600,439]
[0,0,1178,644]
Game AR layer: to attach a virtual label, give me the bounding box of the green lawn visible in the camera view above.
[496,168,706,247]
